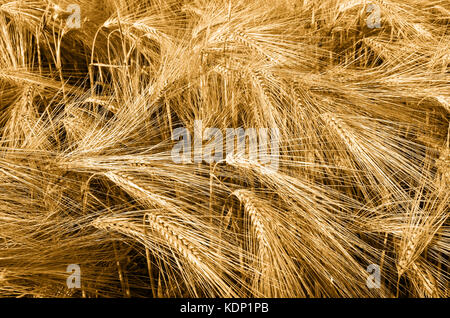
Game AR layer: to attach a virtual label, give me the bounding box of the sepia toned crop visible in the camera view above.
[0,0,448,298]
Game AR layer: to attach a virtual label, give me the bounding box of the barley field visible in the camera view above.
[0,0,448,298]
